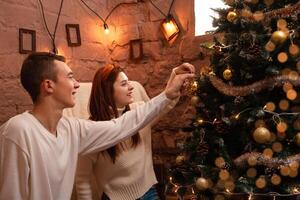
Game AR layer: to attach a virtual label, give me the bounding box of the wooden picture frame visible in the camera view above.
[129,39,143,61]
[65,24,81,47]
[19,28,36,54]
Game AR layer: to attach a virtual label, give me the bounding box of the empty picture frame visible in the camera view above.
[19,28,36,54]
[65,24,81,47]
[129,39,143,61]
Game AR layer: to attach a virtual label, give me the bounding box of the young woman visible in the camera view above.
[75,64,177,200]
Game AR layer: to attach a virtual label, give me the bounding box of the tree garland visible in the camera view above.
[208,74,300,97]
[234,152,300,168]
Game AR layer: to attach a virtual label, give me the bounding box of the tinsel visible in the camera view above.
[234,152,300,168]
[265,1,300,20]
[208,74,300,97]
[238,2,300,23]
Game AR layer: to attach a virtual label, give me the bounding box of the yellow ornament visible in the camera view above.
[271,30,288,44]
[196,177,209,190]
[191,96,200,106]
[227,11,238,22]
[175,155,185,165]
[223,68,233,80]
[189,80,199,93]
[253,127,271,144]
[294,132,300,146]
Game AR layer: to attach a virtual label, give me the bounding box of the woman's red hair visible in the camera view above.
[89,64,141,163]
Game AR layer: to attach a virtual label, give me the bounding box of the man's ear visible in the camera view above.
[41,79,55,94]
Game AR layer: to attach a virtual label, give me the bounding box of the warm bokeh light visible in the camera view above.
[253,11,264,21]
[287,89,297,100]
[279,99,289,111]
[277,121,288,132]
[272,142,283,153]
[277,19,287,29]
[265,41,276,52]
[289,44,299,56]
[271,174,281,185]
[263,148,273,158]
[280,165,290,176]
[247,168,257,178]
[277,52,288,63]
[265,102,276,111]
[256,176,266,189]
[283,82,293,92]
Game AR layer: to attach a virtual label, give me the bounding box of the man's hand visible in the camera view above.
[165,63,195,99]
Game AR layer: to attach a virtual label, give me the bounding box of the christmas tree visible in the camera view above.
[168,0,300,199]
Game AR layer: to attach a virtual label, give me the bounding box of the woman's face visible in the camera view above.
[113,72,134,108]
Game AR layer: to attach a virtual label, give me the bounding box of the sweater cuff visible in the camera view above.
[155,91,173,103]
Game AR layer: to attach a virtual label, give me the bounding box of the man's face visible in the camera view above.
[51,60,80,108]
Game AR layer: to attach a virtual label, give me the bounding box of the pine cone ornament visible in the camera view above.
[196,141,209,156]
[238,33,253,48]
[247,44,262,57]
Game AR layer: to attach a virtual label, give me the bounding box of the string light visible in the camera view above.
[248,193,253,200]
[79,0,139,35]
[149,0,179,44]
[262,106,300,125]
[103,23,110,35]
[38,0,64,54]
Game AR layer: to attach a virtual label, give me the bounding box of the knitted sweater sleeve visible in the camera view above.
[0,138,30,200]
[77,92,172,155]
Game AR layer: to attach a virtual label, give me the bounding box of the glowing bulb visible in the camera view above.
[248,193,253,200]
[165,21,175,31]
[104,23,110,35]
[234,114,240,120]
[293,187,300,193]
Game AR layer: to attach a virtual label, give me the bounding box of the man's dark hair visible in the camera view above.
[20,52,66,103]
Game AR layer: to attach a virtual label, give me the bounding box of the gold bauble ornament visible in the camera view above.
[227,11,238,22]
[175,155,185,165]
[253,127,271,144]
[294,132,300,146]
[271,30,288,44]
[223,68,233,80]
[191,96,200,106]
[189,80,199,93]
[196,177,209,190]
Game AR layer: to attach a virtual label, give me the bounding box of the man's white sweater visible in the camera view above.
[0,92,171,200]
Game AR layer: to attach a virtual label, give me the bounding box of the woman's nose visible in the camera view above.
[128,82,134,91]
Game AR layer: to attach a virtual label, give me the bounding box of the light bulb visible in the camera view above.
[104,23,110,35]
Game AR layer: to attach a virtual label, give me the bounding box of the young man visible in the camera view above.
[0,52,194,200]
